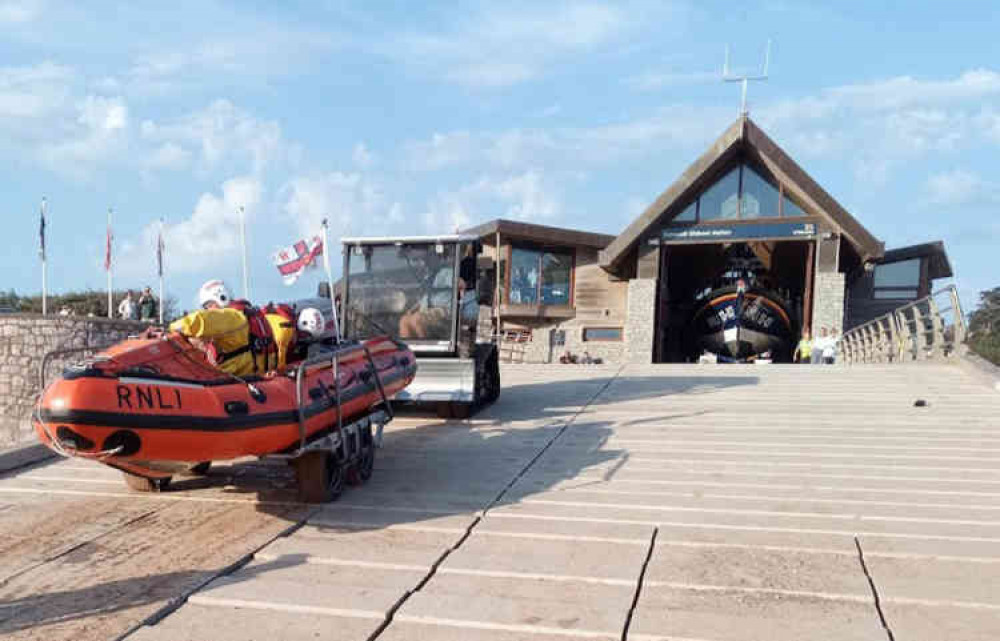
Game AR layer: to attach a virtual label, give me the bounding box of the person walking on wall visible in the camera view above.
[118,290,137,320]
[794,328,813,364]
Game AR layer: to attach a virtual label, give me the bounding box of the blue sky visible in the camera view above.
[2,0,998,312]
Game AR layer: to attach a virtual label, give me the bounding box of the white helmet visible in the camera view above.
[198,279,231,309]
[297,307,325,337]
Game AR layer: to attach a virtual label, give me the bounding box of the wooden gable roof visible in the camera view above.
[599,116,885,272]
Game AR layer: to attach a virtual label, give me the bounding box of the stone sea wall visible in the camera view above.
[0,315,147,448]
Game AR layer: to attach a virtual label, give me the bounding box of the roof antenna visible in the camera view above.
[723,39,771,117]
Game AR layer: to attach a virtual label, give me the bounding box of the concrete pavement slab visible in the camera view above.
[441,533,648,581]
[378,619,619,640]
[486,498,1000,540]
[396,572,635,637]
[517,476,1000,508]
[880,602,1000,641]
[475,513,654,542]
[336,488,493,512]
[190,557,426,619]
[307,505,478,533]
[127,603,382,641]
[501,486,1000,524]
[257,527,461,569]
[863,553,1000,607]
[857,534,1000,559]
[629,585,883,641]
[646,543,871,597]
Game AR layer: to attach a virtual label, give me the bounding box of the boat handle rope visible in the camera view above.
[33,396,124,460]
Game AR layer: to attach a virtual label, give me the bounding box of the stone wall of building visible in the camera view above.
[812,272,846,333]
[0,315,146,448]
[499,319,625,364]
[624,279,657,364]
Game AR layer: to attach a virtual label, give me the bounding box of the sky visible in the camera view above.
[1,0,998,313]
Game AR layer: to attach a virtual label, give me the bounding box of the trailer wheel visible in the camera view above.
[294,451,344,503]
[348,444,375,485]
[189,461,212,476]
[122,472,170,493]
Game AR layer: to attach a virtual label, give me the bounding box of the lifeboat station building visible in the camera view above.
[463,115,952,364]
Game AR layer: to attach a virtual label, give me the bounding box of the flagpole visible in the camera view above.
[321,218,341,343]
[107,207,113,319]
[239,205,250,300]
[158,218,165,325]
[40,197,47,316]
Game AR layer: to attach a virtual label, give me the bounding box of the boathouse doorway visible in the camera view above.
[655,238,815,363]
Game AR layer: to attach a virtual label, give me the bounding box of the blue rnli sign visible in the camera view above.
[661,222,817,243]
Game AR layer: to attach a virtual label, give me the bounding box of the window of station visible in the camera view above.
[583,327,623,342]
[741,165,781,219]
[670,163,807,223]
[699,167,741,221]
[873,258,920,299]
[508,246,573,305]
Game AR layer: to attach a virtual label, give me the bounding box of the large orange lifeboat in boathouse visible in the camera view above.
[33,331,416,502]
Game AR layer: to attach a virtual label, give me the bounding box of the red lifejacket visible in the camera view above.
[227,299,277,373]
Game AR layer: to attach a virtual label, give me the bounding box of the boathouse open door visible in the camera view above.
[652,161,821,363]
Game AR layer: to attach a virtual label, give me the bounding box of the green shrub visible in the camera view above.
[967,286,1000,366]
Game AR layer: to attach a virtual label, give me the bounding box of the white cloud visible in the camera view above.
[140,99,284,175]
[127,29,335,94]
[0,0,40,23]
[352,142,375,168]
[120,176,263,278]
[0,61,73,122]
[755,68,1000,183]
[281,172,402,240]
[37,95,129,178]
[402,105,727,173]
[925,169,999,206]
[422,170,562,233]
[403,131,476,171]
[144,142,191,171]
[828,69,1000,111]
[378,3,642,87]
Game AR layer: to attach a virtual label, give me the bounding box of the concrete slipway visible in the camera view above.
[1,363,998,640]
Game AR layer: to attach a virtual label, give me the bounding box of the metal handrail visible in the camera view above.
[291,341,393,454]
[841,285,967,364]
[39,344,117,390]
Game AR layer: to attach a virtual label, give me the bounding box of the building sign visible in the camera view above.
[661,222,817,243]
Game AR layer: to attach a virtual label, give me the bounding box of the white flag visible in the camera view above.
[272,236,323,285]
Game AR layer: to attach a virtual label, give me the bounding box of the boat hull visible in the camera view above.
[34,336,416,477]
[691,287,795,361]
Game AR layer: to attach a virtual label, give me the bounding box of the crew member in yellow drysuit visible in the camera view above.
[170,280,256,376]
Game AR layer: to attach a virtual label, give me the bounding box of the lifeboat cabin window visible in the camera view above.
[508,246,573,306]
[671,163,808,223]
[873,259,920,300]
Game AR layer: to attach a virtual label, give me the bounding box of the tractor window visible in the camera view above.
[345,243,457,345]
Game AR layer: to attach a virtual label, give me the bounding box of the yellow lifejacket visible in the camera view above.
[169,308,255,376]
[264,312,297,371]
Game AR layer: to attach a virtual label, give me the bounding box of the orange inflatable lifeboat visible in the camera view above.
[33,333,416,502]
